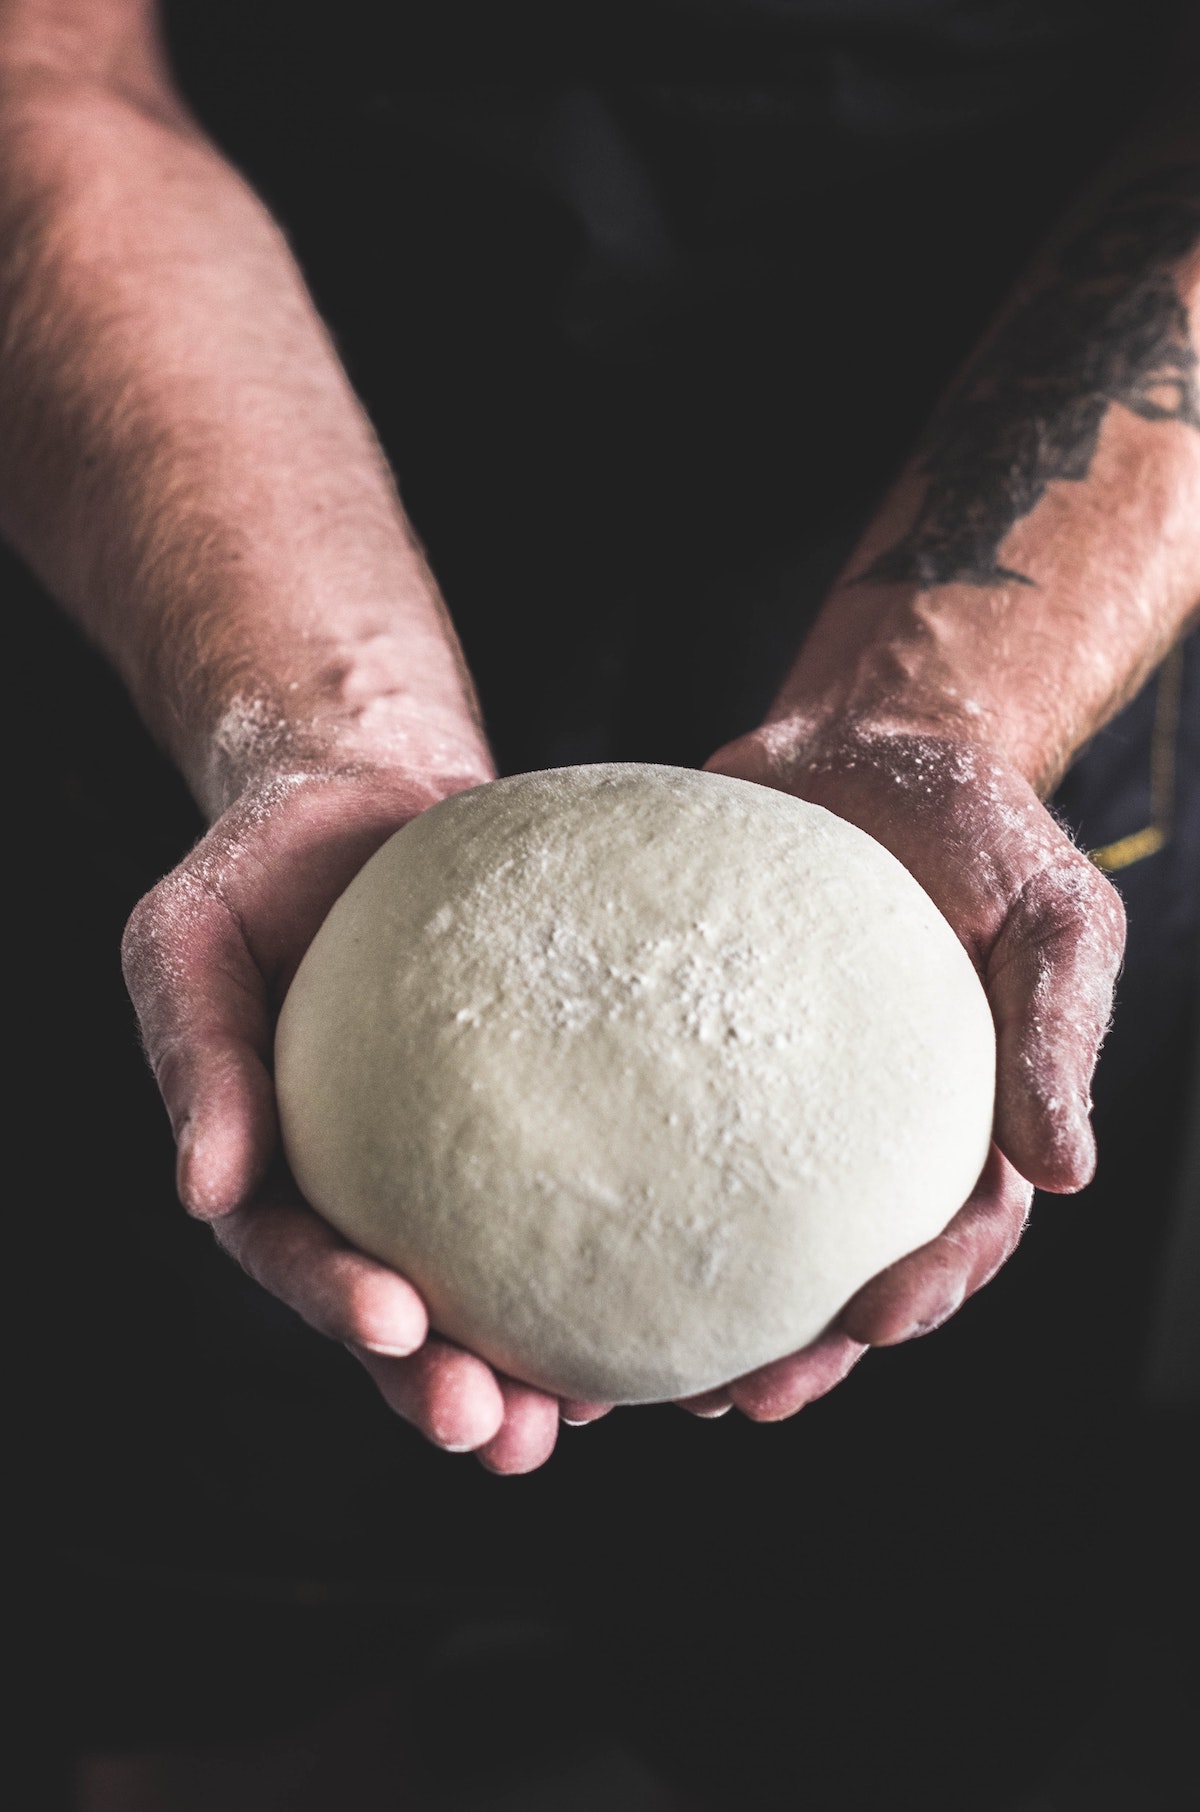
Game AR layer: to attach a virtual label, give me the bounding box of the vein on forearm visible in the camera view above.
[0,75,483,806]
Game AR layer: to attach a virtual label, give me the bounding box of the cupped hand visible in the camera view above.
[124,726,1124,1464]
[681,717,1127,1423]
[122,763,562,1475]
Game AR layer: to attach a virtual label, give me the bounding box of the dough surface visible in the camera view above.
[276,764,995,1403]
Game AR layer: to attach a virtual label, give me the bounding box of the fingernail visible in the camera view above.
[560,1399,610,1424]
[175,1123,199,1206]
[175,1125,238,1220]
[360,1339,422,1359]
[678,1386,733,1416]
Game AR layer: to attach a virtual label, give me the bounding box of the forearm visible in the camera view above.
[775,153,1200,795]
[0,54,489,817]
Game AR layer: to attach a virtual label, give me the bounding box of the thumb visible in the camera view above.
[122,871,277,1217]
[986,857,1125,1192]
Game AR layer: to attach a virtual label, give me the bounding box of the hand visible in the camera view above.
[673,717,1127,1424]
[122,762,568,1476]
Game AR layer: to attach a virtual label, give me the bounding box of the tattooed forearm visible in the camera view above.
[857,164,1200,590]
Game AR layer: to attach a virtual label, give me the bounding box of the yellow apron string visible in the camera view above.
[1090,642,1185,874]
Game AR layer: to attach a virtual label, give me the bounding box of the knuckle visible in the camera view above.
[121,846,243,975]
[223,1208,305,1304]
[338,1272,393,1347]
[119,885,166,993]
[1000,855,1127,989]
[148,1034,190,1105]
[1059,856,1127,953]
[120,873,202,1001]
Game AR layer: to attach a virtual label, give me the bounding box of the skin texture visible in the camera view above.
[1,2,1197,1474]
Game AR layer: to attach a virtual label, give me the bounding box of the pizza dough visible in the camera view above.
[275,763,995,1403]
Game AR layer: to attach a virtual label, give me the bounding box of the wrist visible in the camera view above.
[180,631,494,822]
[770,580,1149,799]
[204,697,493,822]
[716,712,1019,808]
[134,547,493,817]
[748,686,1021,793]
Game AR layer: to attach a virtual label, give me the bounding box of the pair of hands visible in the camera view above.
[122,725,1125,1475]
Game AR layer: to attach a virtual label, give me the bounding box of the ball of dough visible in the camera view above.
[276,764,995,1403]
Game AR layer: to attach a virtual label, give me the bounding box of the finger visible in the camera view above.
[214,1197,428,1354]
[353,1338,506,1452]
[675,1387,733,1418]
[728,1331,866,1422]
[122,875,276,1217]
[559,1400,614,1425]
[839,1145,1032,1346]
[477,1379,562,1474]
[987,858,1125,1193]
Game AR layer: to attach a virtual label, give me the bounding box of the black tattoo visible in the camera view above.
[856,165,1200,589]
